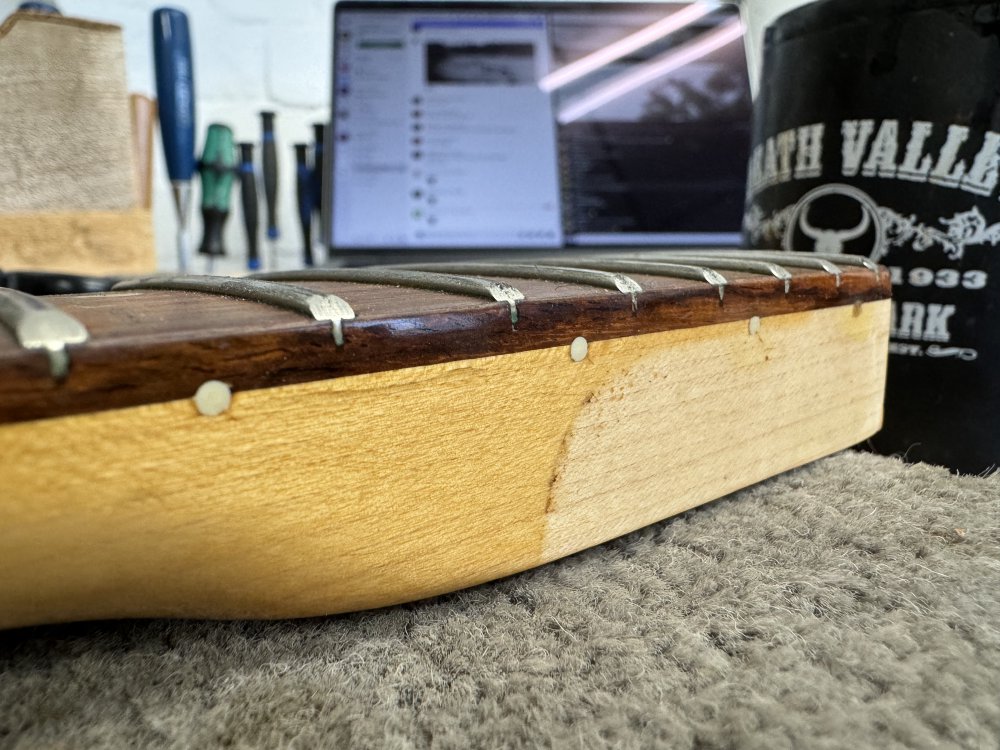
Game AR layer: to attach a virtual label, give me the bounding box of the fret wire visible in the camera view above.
[113,276,356,346]
[254,268,525,326]
[540,259,729,301]
[707,249,880,274]
[690,250,845,286]
[0,287,89,380]
[610,253,793,294]
[396,263,643,313]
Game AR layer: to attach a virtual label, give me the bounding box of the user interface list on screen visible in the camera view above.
[330,2,751,251]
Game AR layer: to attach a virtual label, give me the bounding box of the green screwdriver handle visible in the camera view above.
[198,123,237,258]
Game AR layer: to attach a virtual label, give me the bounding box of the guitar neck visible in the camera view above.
[0,252,888,424]
[0,251,892,629]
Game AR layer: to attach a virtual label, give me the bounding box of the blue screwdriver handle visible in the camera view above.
[152,8,196,183]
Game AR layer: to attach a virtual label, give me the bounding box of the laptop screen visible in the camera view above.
[327,1,751,254]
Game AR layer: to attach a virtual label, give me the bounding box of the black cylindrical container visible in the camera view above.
[744,0,1000,474]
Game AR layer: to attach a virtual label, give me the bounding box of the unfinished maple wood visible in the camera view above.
[0,299,890,629]
[130,94,157,210]
[0,208,155,276]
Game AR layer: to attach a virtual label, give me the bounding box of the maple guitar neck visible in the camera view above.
[0,251,891,629]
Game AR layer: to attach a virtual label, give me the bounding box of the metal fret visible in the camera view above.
[0,287,89,380]
[254,268,525,325]
[693,251,844,286]
[397,263,643,312]
[541,259,729,301]
[710,250,880,275]
[114,276,356,346]
[613,253,794,294]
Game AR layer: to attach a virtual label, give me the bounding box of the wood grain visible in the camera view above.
[544,300,887,559]
[0,300,890,629]
[0,208,155,277]
[129,94,156,210]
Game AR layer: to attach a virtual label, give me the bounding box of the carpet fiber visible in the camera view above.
[1,451,998,749]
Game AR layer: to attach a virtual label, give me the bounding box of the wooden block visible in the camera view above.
[0,13,153,274]
[0,13,136,213]
[0,208,155,275]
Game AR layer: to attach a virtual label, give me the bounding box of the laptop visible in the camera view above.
[324,0,752,265]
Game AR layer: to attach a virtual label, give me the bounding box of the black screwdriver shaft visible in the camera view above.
[295,143,314,267]
[261,111,279,242]
[238,142,260,271]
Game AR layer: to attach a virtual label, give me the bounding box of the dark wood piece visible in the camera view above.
[0,261,890,424]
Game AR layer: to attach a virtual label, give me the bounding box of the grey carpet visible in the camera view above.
[1,451,998,749]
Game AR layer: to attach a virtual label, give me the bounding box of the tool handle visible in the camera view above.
[238,143,260,271]
[261,112,279,240]
[311,123,325,214]
[18,2,61,14]
[198,124,236,258]
[199,124,236,210]
[295,144,314,267]
[152,8,196,183]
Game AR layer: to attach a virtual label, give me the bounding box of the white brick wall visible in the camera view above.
[0,0,333,274]
[1,0,808,273]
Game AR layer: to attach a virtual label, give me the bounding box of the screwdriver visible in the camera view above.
[17,2,61,13]
[238,143,261,271]
[152,7,196,273]
[311,123,326,259]
[197,123,236,273]
[260,111,279,271]
[294,143,314,267]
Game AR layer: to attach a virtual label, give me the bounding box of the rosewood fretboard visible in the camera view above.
[0,251,889,424]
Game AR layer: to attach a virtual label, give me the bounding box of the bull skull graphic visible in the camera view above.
[799,203,871,253]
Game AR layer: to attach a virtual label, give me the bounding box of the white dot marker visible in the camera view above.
[570,336,589,362]
[194,380,232,417]
[748,316,761,336]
